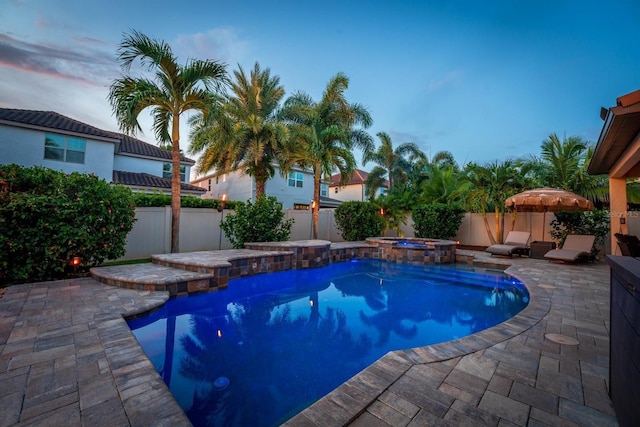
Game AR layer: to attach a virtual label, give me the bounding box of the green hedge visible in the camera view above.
[132,192,239,209]
[334,201,385,241]
[412,203,464,239]
[0,165,136,285]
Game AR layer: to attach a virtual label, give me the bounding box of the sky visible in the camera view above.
[1,0,640,174]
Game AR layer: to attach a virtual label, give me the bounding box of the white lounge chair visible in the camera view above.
[485,231,531,258]
[544,234,595,263]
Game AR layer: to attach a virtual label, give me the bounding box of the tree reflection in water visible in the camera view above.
[129,260,528,427]
[179,296,372,426]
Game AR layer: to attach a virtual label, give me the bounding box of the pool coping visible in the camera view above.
[112,244,549,426]
[282,261,550,425]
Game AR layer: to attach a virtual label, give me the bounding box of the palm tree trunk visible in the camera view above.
[312,168,320,239]
[494,208,502,244]
[483,213,496,245]
[254,166,267,197]
[171,114,181,253]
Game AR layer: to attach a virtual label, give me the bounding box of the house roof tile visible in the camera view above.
[113,170,205,193]
[330,168,389,187]
[0,108,195,164]
[0,108,117,139]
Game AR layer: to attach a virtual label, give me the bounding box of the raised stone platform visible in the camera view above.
[92,249,294,296]
[366,237,457,264]
[244,239,331,268]
[91,241,511,297]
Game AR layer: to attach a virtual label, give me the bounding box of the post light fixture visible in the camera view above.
[309,200,315,239]
[217,193,228,212]
[380,208,385,216]
[69,256,81,267]
[218,193,228,250]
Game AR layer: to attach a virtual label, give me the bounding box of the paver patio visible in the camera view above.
[0,252,619,426]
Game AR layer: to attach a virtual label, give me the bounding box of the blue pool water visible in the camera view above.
[128,260,528,427]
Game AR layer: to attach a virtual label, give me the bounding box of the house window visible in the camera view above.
[288,171,303,188]
[44,134,86,164]
[207,179,211,191]
[321,183,328,197]
[163,163,186,182]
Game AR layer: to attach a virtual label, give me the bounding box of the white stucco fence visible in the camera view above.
[119,208,638,260]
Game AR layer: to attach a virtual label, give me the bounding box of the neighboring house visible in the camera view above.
[330,168,388,202]
[0,108,204,195]
[191,165,341,209]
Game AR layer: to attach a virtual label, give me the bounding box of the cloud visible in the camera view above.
[174,27,250,66]
[428,69,462,92]
[0,33,117,86]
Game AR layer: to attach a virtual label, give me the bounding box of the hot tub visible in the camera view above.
[365,237,456,264]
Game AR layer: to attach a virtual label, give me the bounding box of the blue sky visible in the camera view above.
[1,0,639,171]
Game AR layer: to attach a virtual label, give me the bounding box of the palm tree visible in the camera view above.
[362,132,426,198]
[188,62,288,197]
[362,132,425,199]
[431,150,459,171]
[108,30,227,253]
[464,160,528,244]
[417,164,468,205]
[280,73,374,238]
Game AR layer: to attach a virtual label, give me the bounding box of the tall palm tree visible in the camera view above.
[188,62,288,197]
[362,132,425,200]
[108,30,227,253]
[280,73,374,239]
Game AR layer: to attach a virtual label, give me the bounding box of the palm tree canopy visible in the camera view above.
[109,30,227,145]
[188,62,288,195]
[362,132,425,191]
[280,72,374,184]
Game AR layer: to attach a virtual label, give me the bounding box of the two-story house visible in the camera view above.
[0,108,204,195]
[191,166,341,209]
[329,169,388,202]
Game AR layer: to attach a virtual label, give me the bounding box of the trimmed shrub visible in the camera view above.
[132,192,239,210]
[412,203,465,239]
[220,196,294,249]
[0,165,136,285]
[334,201,385,241]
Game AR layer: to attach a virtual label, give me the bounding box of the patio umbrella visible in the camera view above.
[504,187,594,241]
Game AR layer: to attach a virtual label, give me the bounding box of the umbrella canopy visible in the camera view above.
[505,187,594,240]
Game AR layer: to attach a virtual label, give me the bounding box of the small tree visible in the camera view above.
[412,204,465,240]
[334,201,385,241]
[549,210,609,256]
[220,196,294,248]
[0,165,136,285]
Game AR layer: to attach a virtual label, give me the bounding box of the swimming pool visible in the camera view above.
[128,259,528,427]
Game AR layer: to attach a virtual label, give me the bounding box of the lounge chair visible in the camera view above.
[614,233,640,257]
[544,234,595,263]
[485,231,531,257]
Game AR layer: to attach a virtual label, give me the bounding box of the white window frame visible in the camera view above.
[288,171,303,188]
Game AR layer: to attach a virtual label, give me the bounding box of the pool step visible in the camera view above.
[90,263,219,296]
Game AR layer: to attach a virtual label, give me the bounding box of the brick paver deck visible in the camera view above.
[0,252,619,426]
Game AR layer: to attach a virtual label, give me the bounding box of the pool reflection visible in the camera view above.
[128,260,528,427]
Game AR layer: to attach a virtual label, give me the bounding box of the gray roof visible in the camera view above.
[0,108,195,165]
[113,171,205,193]
[0,108,116,139]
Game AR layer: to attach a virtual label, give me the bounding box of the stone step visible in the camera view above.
[90,263,218,296]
